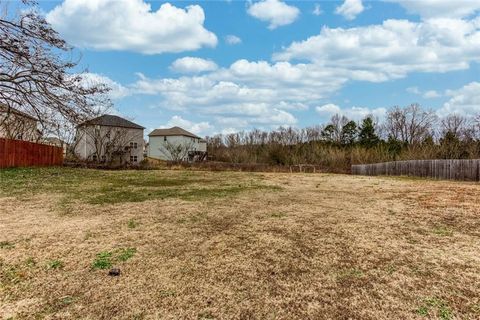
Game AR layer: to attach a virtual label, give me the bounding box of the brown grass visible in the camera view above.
[1,169,480,319]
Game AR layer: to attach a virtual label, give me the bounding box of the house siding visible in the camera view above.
[74,125,144,163]
[148,135,206,161]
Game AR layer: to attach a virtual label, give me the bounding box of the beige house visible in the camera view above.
[74,115,145,164]
[148,126,207,162]
[0,105,41,142]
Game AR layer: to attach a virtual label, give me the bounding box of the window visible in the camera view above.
[129,142,138,149]
[92,155,97,161]
[130,155,138,162]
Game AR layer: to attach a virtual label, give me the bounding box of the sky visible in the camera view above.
[38,0,480,137]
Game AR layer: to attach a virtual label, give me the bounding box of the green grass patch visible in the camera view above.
[336,268,364,280]
[270,212,287,218]
[433,226,453,236]
[416,297,453,319]
[127,219,138,229]
[118,248,136,262]
[0,168,280,210]
[92,248,137,270]
[46,260,64,270]
[0,241,15,249]
[92,251,113,270]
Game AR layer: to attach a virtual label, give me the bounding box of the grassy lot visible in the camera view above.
[0,168,479,319]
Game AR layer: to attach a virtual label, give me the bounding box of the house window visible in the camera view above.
[92,155,97,161]
[130,142,138,149]
[163,136,167,142]
[130,155,138,162]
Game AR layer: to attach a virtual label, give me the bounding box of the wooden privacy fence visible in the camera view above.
[352,159,480,181]
[0,138,63,168]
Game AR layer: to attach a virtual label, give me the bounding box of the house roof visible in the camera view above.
[79,114,144,130]
[0,105,38,121]
[149,126,202,139]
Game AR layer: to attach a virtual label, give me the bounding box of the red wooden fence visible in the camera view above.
[0,138,63,168]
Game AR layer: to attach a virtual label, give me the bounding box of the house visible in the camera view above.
[148,126,207,162]
[41,137,68,157]
[74,114,145,164]
[0,105,41,142]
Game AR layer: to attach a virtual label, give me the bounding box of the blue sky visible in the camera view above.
[39,0,480,136]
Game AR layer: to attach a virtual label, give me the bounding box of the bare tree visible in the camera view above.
[0,1,111,132]
[385,104,437,144]
[440,114,470,139]
[160,140,194,162]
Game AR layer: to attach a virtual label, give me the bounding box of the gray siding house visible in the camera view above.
[74,115,145,164]
[148,126,207,161]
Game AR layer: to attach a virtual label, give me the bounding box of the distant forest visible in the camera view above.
[206,104,480,172]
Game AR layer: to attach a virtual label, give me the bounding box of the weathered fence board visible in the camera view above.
[352,159,480,181]
[0,138,63,168]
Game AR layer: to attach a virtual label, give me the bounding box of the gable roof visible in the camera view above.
[149,126,201,139]
[0,105,38,121]
[79,114,144,130]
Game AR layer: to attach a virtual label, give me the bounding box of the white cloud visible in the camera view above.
[80,73,129,100]
[163,115,212,136]
[438,82,480,117]
[170,57,218,74]
[316,104,386,120]
[407,87,442,99]
[423,90,441,99]
[406,87,421,95]
[312,4,322,16]
[387,0,480,19]
[335,0,364,20]
[247,0,300,29]
[274,18,480,81]
[46,0,217,54]
[225,35,242,45]
[315,103,341,115]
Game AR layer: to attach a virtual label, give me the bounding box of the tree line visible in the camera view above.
[206,104,480,172]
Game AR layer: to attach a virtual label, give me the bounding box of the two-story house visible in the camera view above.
[74,115,145,164]
[148,126,207,162]
[0,105,41,142]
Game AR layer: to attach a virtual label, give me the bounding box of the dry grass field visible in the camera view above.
[0,168,479,319]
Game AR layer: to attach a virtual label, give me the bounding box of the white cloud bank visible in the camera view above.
[274,18,480,81]
[170,57,218,74]
[162,116,212,135]
[46,0,217,54]
[438,82,480,117]
[247,0,300,29]
[315,104,386,120]
[387,0,480,19]
[335,0,364,20]
[80,73,129,100]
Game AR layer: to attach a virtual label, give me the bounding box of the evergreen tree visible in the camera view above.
[358,117,380,147]
[341,121,358,145]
